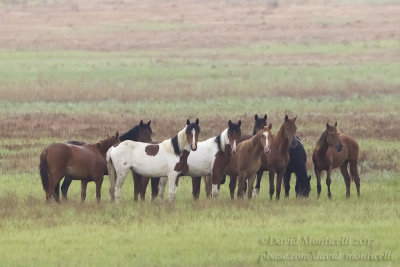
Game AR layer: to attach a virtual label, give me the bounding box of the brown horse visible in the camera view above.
[258,115,298,200]
[237,125,272,199]
[60,120,153,201]
[39,133,120,202]
[312,122,360,198]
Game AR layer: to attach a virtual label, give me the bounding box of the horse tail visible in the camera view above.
[106,148,116,200]
[39,149,49,191]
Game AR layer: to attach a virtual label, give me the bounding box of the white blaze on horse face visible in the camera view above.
[212,184,219,198]
[263,131,271,153]
[191,128,197,150]
[232,140,237,154]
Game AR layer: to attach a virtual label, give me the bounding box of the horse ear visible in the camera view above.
[294,115,297,121]
[326,122,330,129]
[254,114,258,121]
[285,114,288,122]
[228,120,232,127]
[334,121,337,127]
[268,123,272,129]
[147,120,151,126]
[140,120,144,127]
[238,120,241,127]
[187,119,190,125]
[195,118,199,125]
[264,114,267,121]
[116,131,119,138]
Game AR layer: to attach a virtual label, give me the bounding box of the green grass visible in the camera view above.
[0,172,399,266]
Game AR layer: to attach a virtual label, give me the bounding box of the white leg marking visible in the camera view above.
[158,177,167,200]
[212,184,219,198]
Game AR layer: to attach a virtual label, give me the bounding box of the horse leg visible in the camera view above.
[247,174,256,199]
[151,178,160,201]
[284,170,291,198]
[275,170,284,200]
[81,180,88,202]
[269,171,275,200]
[237,173,245,199]
[95,176,104,203]
[340,161,351,198]
[229,175,237,200]
[191,176,201,200]
[53,182,60,203]
[158,177,167,200]
[204,175,212,198]
[349,160,360,197]
[254,170,263,195]
[132,171,142,201]
[315,168,322,198]
[114,168,129,203]
[167,172,179,203]
[326,168,332,199]
[61,176,72,200]
[140,177,150,201]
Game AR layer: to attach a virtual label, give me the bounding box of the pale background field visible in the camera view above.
[0,0,399,266]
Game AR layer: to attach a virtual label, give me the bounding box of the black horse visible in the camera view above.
[283,137,311,197]
[57,120,154,200]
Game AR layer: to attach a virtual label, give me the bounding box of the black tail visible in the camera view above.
[39,149,49,191]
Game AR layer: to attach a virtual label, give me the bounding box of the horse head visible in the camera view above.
[138,120,153,142]
[227,120,242,154]
[186,118,200,151]
[253,114,267,135]
[284,114,298,148]
[326,121,343,152]
[259,123,272,154]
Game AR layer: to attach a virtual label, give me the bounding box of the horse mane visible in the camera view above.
[171,135,180,156]
[85,136,119,155]
[316,131,327,150]
[119,125,140,142]
[215,135,222,151]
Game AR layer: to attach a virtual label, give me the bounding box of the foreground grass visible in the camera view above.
[0,171,399,266]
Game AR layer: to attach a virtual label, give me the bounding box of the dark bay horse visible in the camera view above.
[237,126,272,199]
[39,133,120,202]
[258,115,298,200]
[312,122,360,198]
[59,120,154,201]
[283,137,311,198]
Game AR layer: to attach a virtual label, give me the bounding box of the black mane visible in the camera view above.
[171,135,180,156]
[119,123,152,142]
[215,135,222,151]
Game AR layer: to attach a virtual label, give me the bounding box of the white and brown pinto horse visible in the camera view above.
[158,120,242,199]
[107,119,200,203]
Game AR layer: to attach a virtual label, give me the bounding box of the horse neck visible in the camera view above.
[119,127,138,142]
[273,124,289,155]
[250,133,264,155]
[317,132,329,157]
[176,126,190,153]
[219,128,229,152]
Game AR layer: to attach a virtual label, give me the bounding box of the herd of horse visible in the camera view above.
[39,115,361,203]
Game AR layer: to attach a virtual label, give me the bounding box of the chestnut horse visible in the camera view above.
[312,122,360,198]
[59,120,153,201]
[237,126,272,199]
[258,115,298,200]
[39,133,120,202]
[107,119,200,203]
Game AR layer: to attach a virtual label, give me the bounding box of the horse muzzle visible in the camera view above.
[264,146,271,154]
[191,144,197,151]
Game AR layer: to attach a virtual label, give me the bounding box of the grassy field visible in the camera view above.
[0,0,399,266]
